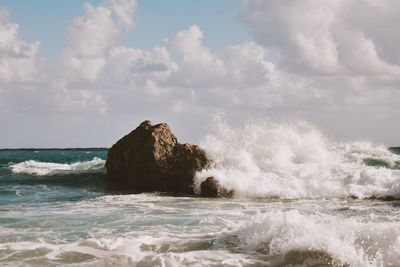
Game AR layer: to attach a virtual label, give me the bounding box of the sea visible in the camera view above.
[1,120,400,266]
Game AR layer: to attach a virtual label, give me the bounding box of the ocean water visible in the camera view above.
[1,121,400,266]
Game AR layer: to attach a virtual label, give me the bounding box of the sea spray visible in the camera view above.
[196,118,400,199]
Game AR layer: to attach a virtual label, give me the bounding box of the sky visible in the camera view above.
[0,0,399,148]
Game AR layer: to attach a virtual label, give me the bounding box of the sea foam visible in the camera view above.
[195,117,400,199]
[9,157,105,176]
[216,210,400,266]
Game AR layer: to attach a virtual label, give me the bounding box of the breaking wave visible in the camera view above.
[216,210,400,266]
[9,157,105,176]
[3,194,400,266]
[196,117,400,199]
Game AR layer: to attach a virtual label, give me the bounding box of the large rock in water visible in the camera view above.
[105,120,210,194]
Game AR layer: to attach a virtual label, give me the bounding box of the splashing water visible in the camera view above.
[196,118,400,199]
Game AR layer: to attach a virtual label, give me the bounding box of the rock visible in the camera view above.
[281,249,350,267]
[200,177,233,198]
[168,143,210,193]
[105,120,211,194]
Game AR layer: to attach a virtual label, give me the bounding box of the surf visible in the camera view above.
[195,117,400,199]
[9,157,105,176]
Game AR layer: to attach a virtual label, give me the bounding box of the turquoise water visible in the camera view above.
[0,149,107,205]
[1,146,400,266]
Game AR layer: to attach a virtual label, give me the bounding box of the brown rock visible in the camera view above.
[167,143,210,193]
[105,120,211,194]
[200,177,233,198]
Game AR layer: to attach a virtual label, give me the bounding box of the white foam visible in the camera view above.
[2,191,400,266]
[0,235,254,266]
[9,157,105,176]
[196,117,400,199]
[216,210,400,266]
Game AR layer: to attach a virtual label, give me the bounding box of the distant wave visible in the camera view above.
[0,148,107,151]
[9,157,105,176]
[196,117,400,199]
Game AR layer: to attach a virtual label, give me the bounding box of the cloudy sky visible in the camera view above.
[0,0,399,148]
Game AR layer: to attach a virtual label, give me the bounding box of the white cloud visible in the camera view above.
[61,0,137,82]
[2,0,400,147]
[107,46,176,87]
[109,0,137,28]
[165,25,226,88]
[241,0,400,77]
[164,26,281,91]
[0,9,44,84]
[220,42,275,88]
[57,19,320,116]
[52,0,138,114]
[55,87,107,114]
[241,0,343,74]
[241,0,400,109]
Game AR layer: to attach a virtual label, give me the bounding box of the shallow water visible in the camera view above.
[2,120,400,266]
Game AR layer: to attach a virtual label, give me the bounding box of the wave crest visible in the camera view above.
[9,157,105,176]
[196,118,400,199]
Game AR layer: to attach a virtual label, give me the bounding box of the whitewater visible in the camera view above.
[1,120,400,266]
[195,119,400,200]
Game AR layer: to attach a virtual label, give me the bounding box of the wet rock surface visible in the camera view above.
[200,177,233,198]
[105,120,210,194]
